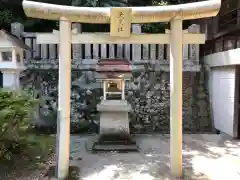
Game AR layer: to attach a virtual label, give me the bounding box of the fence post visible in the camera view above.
[132,24,141,61]
[158,44,164,61]
[72,23,82,61]
[165,29,170,62]
[11,22,24,38]
[183,30,189,61]
[188,24,200,64]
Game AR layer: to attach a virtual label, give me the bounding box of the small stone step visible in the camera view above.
[85,135,139,152]
[93,144,139,152]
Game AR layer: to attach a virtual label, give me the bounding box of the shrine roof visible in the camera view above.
[96,58,132,73]
[96,66,131,73]
[97,59,131,65]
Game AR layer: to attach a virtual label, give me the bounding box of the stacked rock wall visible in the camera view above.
[128,70,211,133]
[20,67,212,133]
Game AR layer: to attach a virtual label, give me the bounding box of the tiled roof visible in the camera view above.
[96,65,131,72]
[96,58,131,72]
[0,29,32,51]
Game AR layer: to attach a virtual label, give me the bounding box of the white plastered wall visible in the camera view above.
[204,48,240,137]
[208,66,236,137]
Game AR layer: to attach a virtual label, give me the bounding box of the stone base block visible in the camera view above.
[97,100,131,112]
[86,135,139,152]
[93,100,137,152]
[99,112,130,134]
[97,100,131,135]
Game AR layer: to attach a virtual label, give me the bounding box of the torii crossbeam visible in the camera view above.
[22,0,221,179]
[36,30,206,44]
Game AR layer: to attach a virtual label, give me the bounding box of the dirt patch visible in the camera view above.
[0,134,56,180]
[46,166,80,180]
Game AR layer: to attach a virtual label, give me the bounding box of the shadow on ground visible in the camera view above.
[70,134,240,180]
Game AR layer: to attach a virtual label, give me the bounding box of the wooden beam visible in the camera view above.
[36,33,205,44]
[23,0,221,23]
[170,18,183,178]
[184,34,205,44]
[57,16,71,179]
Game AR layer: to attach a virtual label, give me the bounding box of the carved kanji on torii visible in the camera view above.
[22,0,221,179]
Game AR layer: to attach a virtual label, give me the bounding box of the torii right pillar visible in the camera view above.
[170,18,183,177]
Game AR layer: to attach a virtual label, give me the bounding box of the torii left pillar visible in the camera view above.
[57,17,72,179]
[170,18,183,178]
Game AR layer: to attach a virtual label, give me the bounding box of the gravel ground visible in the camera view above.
[2,134,239,180]
[70,134,240,180]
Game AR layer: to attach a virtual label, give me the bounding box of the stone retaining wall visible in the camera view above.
[21,68,211,133]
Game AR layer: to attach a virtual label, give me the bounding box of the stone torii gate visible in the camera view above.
[22,0,221,179]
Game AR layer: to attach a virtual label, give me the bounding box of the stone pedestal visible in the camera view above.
[98,100,131,135]
[92,100,138,152]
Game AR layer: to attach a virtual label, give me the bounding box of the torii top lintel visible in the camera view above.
[22,0,221,24]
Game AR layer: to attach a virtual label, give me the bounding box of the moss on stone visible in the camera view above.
[46,166,80,180]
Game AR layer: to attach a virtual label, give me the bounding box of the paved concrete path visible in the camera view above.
[70,134,240,180]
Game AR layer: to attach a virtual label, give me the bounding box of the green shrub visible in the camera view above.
[0,89,39,160]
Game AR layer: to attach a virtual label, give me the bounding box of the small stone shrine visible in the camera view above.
[92,58,138,152]
[0,29,31,89]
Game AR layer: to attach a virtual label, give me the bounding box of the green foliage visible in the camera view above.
[70,0,128,32]
[0,89,39,160]
[0,9,15,25]
[142,1,169,33]
[72,0,128,7]
[153,0,168,5]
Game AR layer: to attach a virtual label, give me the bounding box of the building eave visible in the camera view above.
[0,29,33,52]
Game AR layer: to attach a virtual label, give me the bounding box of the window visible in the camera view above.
[16,53,21,62]
[105,80,123,100]
[1,52,12,61]
[107,80,122,91]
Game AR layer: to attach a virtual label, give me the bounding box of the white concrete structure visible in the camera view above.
[22,0,221,179]
[0,30,30,89]
[204,48,240,138]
